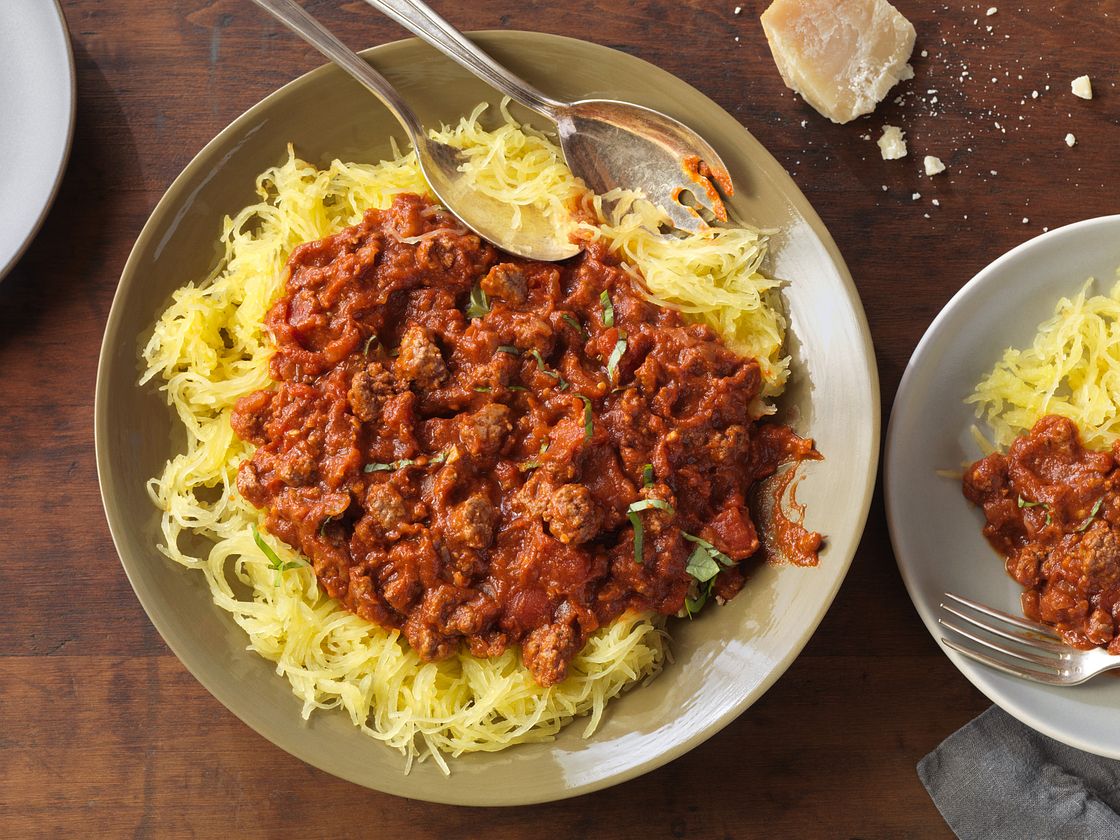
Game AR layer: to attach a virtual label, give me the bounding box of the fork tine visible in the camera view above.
[944,592,1062,640]
[941,637,1068,685]
[940,603,1071,654]
[938,616,1064,672]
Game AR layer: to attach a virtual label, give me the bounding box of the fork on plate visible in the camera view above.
[938,592,1120,686]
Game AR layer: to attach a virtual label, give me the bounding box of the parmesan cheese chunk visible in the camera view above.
[878,125,908,160]
[1071,75,1093,100]
[924,155,947,176]
[761,0,917,124]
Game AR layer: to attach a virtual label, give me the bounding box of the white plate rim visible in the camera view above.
[0,0,77,282]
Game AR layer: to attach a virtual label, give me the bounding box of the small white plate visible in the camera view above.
[0,0,75,281]
[887,215,1120,758]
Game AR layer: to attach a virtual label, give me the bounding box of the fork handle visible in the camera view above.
[359,0,565,119]
[250,0,424,139]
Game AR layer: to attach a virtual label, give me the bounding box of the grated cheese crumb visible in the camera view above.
[1071,75,1093,100]
[1065,133,1077,147]
[924,156,947,176]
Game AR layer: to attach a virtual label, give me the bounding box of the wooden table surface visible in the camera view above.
[2,1,1116,836]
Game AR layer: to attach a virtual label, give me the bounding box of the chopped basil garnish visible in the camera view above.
[527,348,561,379]
[466,285,491,319]
[561,314,586,338]
[628,510,645,565]
[252,525,301,585]
[679,533,734,617]
[496,345,520,355]
[683,583,712,618]
[366,450,448,472]
[1017,496,1045,509]
[577,395,593,438]
[625,498,674,565]
[606,331,627,382]
[628,498,675,515]
[685,548,722,583]
[1077,498,1104,532]
[518,442,549,473]
[642,463,654,487]
[364,459,412,473]
[508,384,528,392]
[363,334,378,355]
[474,386,491,393]
[682,531,734,567]
[600,289,614,327]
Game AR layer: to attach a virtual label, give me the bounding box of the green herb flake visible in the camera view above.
[496,345,520,355]
[682,531,734,567]
[680,586,707,622]
[577,395,594,439]
[252,525,301,584]
[1017,495,1045,509]
[517,441,550,473]
[429,451,449,466]
[628,510,644,564]
[606,331,627,382]
[466,285,491,319]
[600,289,615,327]
[561,314,586,338]
[474,386,491,393]
[685,546,722,583]
[642,463,654,487]
[363,458,415,473]
[527,349,561,379]
[363,334,379,356]
[508,384,528,392]
[628,498,675,515]
[1077,498,1104,532]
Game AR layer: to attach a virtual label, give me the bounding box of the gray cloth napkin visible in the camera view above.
[918,706,1120,839]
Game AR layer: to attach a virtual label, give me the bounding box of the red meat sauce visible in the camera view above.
[964,415,1120,654]
[231,193,820,686]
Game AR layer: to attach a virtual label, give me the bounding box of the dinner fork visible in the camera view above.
[938,592,1120,686]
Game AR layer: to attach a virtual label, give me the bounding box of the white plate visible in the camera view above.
[887,215,1120,758]
[0,0,75,281]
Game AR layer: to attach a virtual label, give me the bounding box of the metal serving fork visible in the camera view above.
[938,592,1120,686]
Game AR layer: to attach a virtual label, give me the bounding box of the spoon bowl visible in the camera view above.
[250,0,581,261]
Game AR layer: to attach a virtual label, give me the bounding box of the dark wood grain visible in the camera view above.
[2,0,1116,836]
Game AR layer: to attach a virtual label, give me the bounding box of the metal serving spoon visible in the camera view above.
[361,0,735,233]
[250,0,581,261]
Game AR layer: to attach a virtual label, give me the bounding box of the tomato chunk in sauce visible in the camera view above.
[964,414,1120,654]
[231,193,819,686]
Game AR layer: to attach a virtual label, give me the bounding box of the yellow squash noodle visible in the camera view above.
[968,274,1120,451]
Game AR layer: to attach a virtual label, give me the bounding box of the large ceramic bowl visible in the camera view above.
[886,215,1120,759]
[95,32,878,804]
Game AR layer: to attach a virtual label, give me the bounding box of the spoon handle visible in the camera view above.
[249,0,424,139]
[360,0,565,118]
